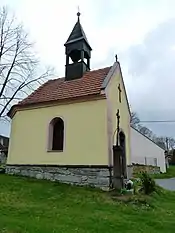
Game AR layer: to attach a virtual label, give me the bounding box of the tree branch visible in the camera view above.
[0,39,19,98]
[0,82,24,117]
[0,6,54,119]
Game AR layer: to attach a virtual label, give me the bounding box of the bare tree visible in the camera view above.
[130,111,175,150]
[137,124,153,139]
[152,136,166,149]
[168,137,175,150]
[0,6,53,120]
[130,112,140,128]
[130,112,153,138]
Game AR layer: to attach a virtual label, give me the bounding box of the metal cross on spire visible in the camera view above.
[77,6,81,21]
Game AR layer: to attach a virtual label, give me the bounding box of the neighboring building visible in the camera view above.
[131,126,166,173]
[0,135,9,164]
[6,12,131,189]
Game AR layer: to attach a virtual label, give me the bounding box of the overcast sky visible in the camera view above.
[1,0,175,138]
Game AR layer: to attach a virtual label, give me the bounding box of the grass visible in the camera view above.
[0,174,175,233]
[151,165,175,179]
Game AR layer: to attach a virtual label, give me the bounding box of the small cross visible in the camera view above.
[77,6,81,20]
[118,84,122,103]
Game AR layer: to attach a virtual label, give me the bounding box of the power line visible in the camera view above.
[140,120,175,123]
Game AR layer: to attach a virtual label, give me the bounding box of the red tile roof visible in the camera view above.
[19,66,111,106]
[8,66,111,118]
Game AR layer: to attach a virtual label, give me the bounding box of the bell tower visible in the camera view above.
[64,12,92,81]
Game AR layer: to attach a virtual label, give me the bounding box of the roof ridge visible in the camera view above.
[48,67,111,83]
[86,66,112,73]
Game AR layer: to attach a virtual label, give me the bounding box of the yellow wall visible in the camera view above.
[106,67,131,165]
[7,99,109,165]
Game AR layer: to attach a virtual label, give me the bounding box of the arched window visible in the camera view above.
[48,117,64,151]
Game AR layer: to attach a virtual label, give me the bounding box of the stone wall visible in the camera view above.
[6,165,111,190]
[127,164,160,178]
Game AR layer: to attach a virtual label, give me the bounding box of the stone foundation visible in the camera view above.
[6,165,111,190]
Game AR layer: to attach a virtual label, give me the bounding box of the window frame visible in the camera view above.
[47,117,65,152]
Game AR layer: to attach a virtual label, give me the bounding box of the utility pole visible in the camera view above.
[165,137,170,169]
[166,137,169,153]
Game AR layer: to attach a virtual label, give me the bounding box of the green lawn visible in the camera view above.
[151,165,175,179]
[0,174,175,233]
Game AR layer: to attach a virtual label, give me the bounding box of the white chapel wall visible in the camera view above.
[131,127,166,173]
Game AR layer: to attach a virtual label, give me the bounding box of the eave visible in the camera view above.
[8,93,106,119]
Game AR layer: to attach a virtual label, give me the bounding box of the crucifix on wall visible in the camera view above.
[118,84,122,103]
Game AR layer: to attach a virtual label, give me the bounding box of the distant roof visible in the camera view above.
[8,66,111,117]
[0,135,9,140]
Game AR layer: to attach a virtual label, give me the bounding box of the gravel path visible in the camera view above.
[155,178,175,191]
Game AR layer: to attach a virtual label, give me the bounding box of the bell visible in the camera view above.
[70,50,81,63]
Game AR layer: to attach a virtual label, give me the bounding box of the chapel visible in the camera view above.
[6,12,131,190]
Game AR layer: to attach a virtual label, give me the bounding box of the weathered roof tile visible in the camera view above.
[19,66,111,106]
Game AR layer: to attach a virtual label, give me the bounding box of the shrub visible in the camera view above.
[120,188,127,195]
[140,172,156,195]
[0,164,5,174]
[132,178,141,194]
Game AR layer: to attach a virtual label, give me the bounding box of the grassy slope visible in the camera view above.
[0,175,175,233]
[152,165,175,179]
